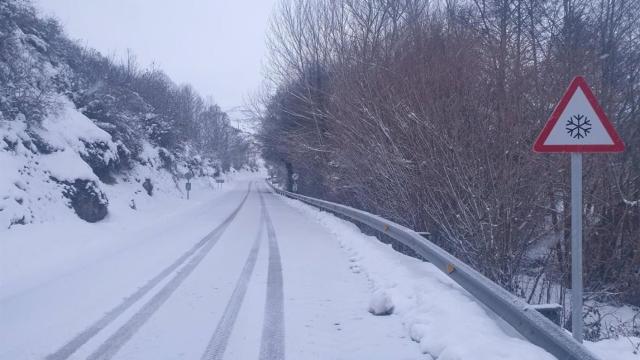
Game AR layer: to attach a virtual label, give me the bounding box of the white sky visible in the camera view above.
[35,0,277,116]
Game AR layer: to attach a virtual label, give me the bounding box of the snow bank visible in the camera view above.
[279,195,637,360]
[0,96,234,228]
[585,338,639,360]
[38,97,117,160]
[0,173,244,300]
[39,149,98,182]
[0,98,116,227]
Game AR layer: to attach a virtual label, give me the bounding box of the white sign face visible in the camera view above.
[292,173,299,181]
[533,76,624,153]
[542,87,613,146]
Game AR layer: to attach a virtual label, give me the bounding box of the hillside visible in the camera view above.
[0,0,254,228]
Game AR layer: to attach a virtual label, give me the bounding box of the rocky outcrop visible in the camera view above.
[61,179,108,222]
[79,140,118,184]
[142,178,153,196]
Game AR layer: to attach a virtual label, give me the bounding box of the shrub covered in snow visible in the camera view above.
[261,0,640,313]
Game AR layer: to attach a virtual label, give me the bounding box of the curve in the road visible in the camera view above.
[200,199,266,360]
[258,189,285,360]
[46,183,252,360]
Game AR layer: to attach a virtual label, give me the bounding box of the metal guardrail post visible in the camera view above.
[266,181,600,360]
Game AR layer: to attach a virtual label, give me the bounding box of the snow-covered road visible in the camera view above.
[1,181,422,359]
[3,177,630,360]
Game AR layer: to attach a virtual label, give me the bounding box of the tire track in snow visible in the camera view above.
[85,186,253,360]
[258,189,285,360]
[47,184,252,360]
[200,200,265,360]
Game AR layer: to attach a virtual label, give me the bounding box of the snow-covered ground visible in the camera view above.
[1,94,242,300]
[281,195,640,360]
[1,177,637,359]
[1,177,240,358]
[1,180,417,359]
[0,175,240,301]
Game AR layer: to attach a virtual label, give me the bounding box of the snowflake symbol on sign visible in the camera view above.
[565,114,592,139]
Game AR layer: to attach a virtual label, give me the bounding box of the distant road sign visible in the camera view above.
[185,181,191,200]
[533,76,624,153]
[292,173,299,181]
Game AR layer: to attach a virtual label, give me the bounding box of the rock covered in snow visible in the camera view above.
[142,178,153,196]
[368,289,394,316]
[60,179,108,222]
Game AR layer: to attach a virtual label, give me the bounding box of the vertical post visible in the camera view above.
[571,153,583,343]
[285,162,293,192]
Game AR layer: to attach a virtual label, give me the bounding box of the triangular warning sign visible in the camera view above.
[533,76,625,153]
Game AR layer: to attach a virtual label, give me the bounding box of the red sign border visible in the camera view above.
[533,76,625,153]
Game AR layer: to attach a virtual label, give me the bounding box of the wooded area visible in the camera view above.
[1,0,252,176]
[258,0,639,339]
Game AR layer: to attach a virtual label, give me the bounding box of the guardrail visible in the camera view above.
[267,182,600,360]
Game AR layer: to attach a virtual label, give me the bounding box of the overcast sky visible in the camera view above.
[35,0,277,117]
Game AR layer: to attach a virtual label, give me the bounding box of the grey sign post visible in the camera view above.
[185,171,193,200]
[533,76,625,342]
[291,173,299,193]
[570,153,583,342]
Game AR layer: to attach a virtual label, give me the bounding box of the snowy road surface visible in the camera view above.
[9,177,628,359]
[1,180,427,359]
